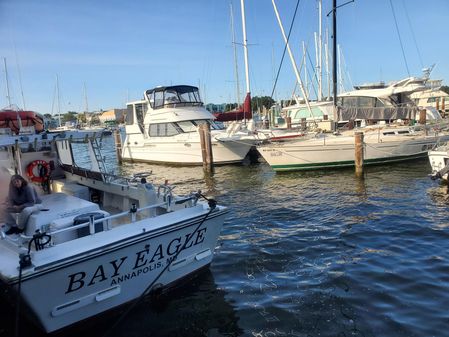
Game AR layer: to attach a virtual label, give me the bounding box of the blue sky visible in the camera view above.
[0,0,448,114]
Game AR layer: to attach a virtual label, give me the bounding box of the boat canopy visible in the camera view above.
[145,85,203,109]
[338,106,418,121]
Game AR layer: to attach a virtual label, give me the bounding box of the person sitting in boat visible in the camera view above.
[3,175,41,235]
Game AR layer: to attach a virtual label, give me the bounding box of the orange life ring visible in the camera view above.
[26,160,51,183]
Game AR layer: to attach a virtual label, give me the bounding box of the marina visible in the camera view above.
[1,0,449,336]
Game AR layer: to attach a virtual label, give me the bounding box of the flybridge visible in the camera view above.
[144,85,203,109]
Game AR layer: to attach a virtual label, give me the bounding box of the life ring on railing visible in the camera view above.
[26,160,51,183]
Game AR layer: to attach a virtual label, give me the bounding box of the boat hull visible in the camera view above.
[428,146,449,180]
[258,131,449,172]
[121,133,254,165]
[2,208,227,333]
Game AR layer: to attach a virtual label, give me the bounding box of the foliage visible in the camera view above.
[225,103,238,112]
[62,111,78,123]
[441,86,449,95]
[251,96,275,111]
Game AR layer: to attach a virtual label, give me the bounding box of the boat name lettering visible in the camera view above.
[65,227,207,294]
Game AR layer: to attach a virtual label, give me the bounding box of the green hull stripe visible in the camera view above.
[271,153,426,171]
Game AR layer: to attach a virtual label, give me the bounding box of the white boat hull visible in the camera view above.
[1,206,226,332]
[258,130,449,171]
[428,145,449,180]
[122,132,254,165]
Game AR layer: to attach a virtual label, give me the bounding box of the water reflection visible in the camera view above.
[0,270,242,337]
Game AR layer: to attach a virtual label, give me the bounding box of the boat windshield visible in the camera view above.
[146,86,203,109]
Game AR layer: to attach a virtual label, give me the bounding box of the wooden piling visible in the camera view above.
[300,117,307,129]
[199,123,214,173]
[442,98,446,118]
[418,109,426,125]
[436,98,440,112]
[114,129,123,164]
[286,116,292,129]
[354,131,364,177]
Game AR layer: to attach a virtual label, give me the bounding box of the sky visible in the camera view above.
[0,0,448,115]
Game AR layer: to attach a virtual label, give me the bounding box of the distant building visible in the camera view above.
[98,109,126,123]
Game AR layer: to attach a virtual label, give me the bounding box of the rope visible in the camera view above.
[102,196,217,337]
[389,0,410,76]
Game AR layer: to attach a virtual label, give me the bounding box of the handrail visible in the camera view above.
[20,201,169,239]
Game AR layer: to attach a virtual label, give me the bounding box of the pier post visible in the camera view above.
[199,123,214,173]
[436,98,440,113]
[114,129,122,164]
[442,99,446,118]
[286,116,292,129]
[418,109,426,125]
[301,118,306,130]
[354,131,364,178]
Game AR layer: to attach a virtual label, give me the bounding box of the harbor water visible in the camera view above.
[2,136,449,337]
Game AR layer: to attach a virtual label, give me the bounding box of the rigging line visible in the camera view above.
[389,0,410,76]
[401,0,423,69]
[102,203,217,337]
[270,0,302,100]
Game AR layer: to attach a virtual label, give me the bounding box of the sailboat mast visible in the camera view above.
[3,58,11,106]
[56,75,61,126]
[332,0,337,109]
[240,0,250,95]
[83,82,88,125]
[230,3,241,107]
[318,0,323,101]
[271,0,314,117]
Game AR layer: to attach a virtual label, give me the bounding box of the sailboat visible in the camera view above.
[257,0,449,172]
[0,58,44,135]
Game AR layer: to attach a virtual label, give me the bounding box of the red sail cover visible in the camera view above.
[213,92,252,122]
[0,110,44,134]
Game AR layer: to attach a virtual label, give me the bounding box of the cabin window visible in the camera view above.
[148,123,180,137]
[154,91,164,108]
[374,98,385,107]
[125,105,134,125]
[358,97,376,108]
[164,90,180,104]
[135,104,146,134]
[341,97,358,107]
[209,120,223,130]
[427,97,436,103]
[177,121,197,133]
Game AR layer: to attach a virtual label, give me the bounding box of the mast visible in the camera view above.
[83,82,88,125]
[230,3,241,107]
[271,0,314,118]
[56,75,61,127]
[4,57,22,131]
[325,28,330,99]
[3,58,11,106]
[240,0,250,96]
[302,41,308,99]
[240,0,250,123]
[332,0,337,110]
[318,0,323,101]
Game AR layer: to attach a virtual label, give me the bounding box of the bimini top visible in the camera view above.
[145,85,203,109]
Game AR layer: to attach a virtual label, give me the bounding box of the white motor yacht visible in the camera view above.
[122,85,257,165]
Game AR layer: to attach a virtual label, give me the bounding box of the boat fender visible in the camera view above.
[26,160,51,183]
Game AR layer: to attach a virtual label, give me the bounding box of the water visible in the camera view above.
[2,136,449,337]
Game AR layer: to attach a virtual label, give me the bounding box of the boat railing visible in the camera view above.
[10,201,171,247]
[45,201,169,238]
